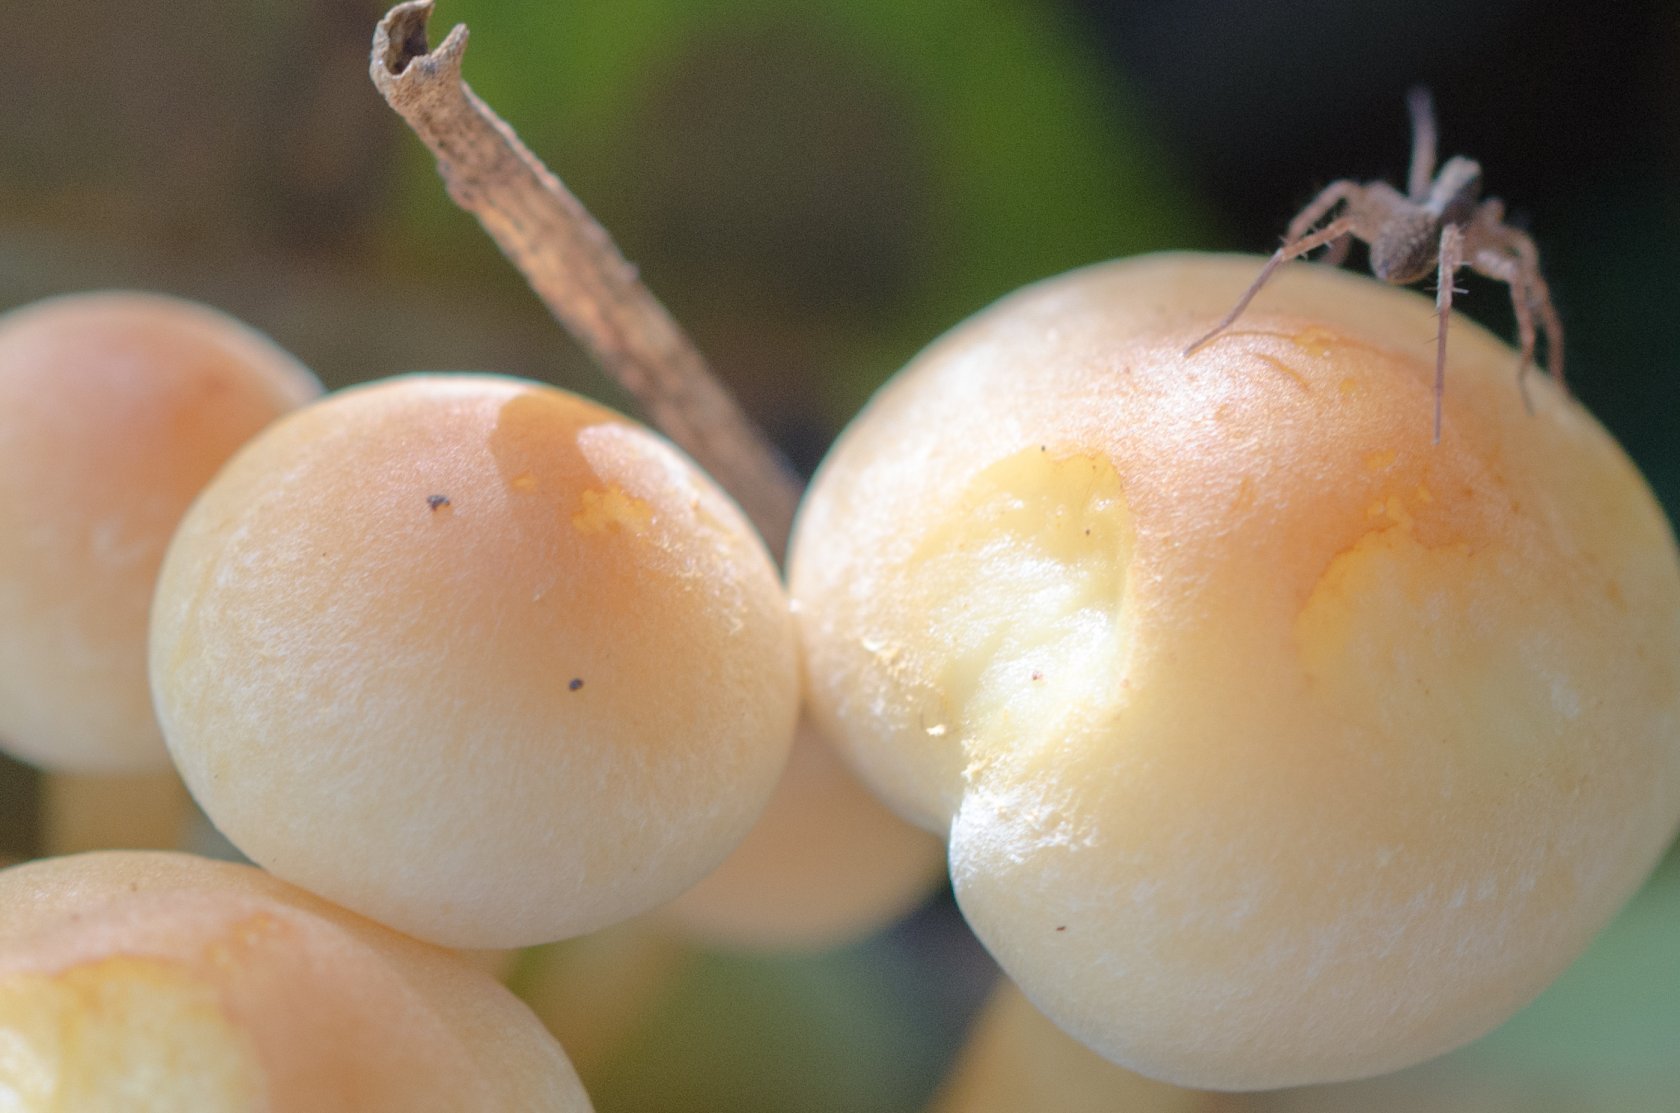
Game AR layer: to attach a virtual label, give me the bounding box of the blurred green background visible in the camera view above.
[3,1,1678,1109]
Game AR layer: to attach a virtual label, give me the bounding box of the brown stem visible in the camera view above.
[370,1,801,561]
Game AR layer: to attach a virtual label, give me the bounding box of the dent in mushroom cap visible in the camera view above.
[789,253,1680,1087]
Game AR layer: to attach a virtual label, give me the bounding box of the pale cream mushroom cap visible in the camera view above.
[931,978,1242,1113]
[789,253,1680,1088]
[0,851,592,1112]
[149,374,799,949]
[662,717,945,951]
[0,292,319,773]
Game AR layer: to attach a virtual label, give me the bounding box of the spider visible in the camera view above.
[1185,88,1564,441]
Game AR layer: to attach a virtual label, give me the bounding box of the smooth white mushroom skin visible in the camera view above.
[789,253,1680,1088]
[662,718,945,951]
[0,292,319,773]
[149,373,799,949]
[0,851,593,1112]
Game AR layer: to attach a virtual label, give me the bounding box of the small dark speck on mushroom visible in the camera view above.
[427,494,451,512]
[569,678,584,692]
[1032,671,1044,682]
[1056,925,1067,932]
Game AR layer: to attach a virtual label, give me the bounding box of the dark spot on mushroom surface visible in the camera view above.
[1056,925,1067,932]
[427,494,451,512]
[569,678,584,692]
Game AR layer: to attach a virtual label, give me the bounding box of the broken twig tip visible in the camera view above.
[374,1,467,81]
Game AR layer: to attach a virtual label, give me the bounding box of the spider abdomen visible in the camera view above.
[1368,211,1442,285]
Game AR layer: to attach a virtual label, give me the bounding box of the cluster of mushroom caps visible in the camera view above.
[4,253,1680,1109]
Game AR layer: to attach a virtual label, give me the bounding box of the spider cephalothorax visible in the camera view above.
[1187,89,1563,441]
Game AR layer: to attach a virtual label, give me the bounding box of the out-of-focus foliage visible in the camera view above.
[394,0,1209,450]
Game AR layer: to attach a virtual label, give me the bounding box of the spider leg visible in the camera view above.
[1536,282,1566,394]
[1407,87,1439,202]
[1185,215,1359,356]
[1474,219,1567,396]
[1284,180,1362,242]
[1285,180,1364,271]
[1468,247,1539,414]
[1433,223,1465,443]
[1188,181,1364,356]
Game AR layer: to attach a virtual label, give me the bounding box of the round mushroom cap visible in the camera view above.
[932,978,1240,1113]
[0,292,319,773]
[0,851,592,1112]
[150,373,799,949]
[662,717,945,951]
[788,253,1680,1087]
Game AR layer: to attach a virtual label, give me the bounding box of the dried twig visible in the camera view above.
[371,1,801,560]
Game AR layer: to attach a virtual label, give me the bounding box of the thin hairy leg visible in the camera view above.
[1186,216,1359,355]
[1501,228,1566,393]
[1433,223,1465,442]
[1284,180,1362,241]
[1470,247,1539,413]
[1407,87,1438,201]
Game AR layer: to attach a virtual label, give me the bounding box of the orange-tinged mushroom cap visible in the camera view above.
[0,850,592,1111]
[150,374,799,949]
[790,253,1680,1087]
